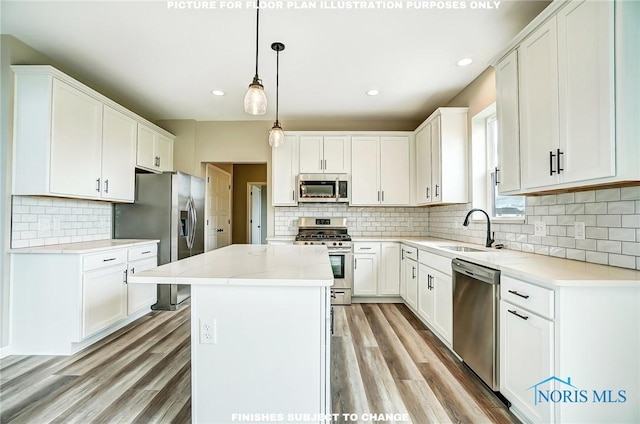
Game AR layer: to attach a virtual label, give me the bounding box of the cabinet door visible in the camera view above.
[430,118,442,203]
[495,50,522,193]
[415,124,433,205]
[82,264,127,338]
[519,17,560,189]
[432,268,452,344]
[156,134,173,172]
[353,254,377,296]
[272,135,299,206]
[136,124,156,170]
[322,136,350,173]
[500,301,554,424]
[417,264,434,323]
[379,243,400,295]
[400,257,408,301]
[380,136,410,205]
[405,259,418,310]
[50,79,102,198]
[299,136,324,173]
[557,0,614,184]
[127,257,157,315]
[350,137,380,205]
[101,106,136,202]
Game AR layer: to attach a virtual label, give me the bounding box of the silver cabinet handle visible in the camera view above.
[354,258,357,270]
[320,159,323,170]
[412,266,416,279]
[324,159,327,170]
[103,258,116,262]
[123,269,128,284]
[141,250,151,255]
[96,178,101,192]
[359,247,372,250]
[426,186,430,199]
[377,191,380,202]
[381,191,385,202]
[292,190,295,201]
[435,184,439,197]
[131,267,135,274]
[104,179,109,194]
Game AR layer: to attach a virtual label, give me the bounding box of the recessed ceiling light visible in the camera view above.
[211,90,225,96]
[456,57,473,67]
[366,89,380,96]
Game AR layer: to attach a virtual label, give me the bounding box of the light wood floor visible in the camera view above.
[1,302,516,423]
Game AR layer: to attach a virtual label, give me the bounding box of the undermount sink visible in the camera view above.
[438,245,486,253]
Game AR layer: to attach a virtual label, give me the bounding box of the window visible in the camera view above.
[472,104,525,220]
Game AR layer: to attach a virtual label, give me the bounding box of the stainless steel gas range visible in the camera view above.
[295,217,352,305]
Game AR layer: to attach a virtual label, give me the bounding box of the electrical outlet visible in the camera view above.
[534,221,547,237]
[574,222,585,240]
[199,318,216,344]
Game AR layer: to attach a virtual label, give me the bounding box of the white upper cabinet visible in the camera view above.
[351,135,411,206]
[49,78,103,198]
[556,0,614,184]
[102,106,137,202]
[136,124,174,173]
[299,135,350,174]
[11,65,174,203]
[495,50,521,194]
[493,0,635,194]
[272,135,299,206]
[414,108,468,205]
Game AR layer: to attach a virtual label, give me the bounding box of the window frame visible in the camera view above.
[471,103,525,223]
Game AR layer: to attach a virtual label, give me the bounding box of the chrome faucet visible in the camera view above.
[463,208,495,248]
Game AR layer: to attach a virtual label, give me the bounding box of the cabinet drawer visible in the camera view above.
[418,250,451,276]
[401,245,418,261]
[83,249,127,272]
[353,242,380,254]
[501,276,554,319]
[128,244,158,262]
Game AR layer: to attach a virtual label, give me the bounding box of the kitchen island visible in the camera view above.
[128,244,334,424]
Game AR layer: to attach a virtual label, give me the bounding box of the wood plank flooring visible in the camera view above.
[1,302,516,423]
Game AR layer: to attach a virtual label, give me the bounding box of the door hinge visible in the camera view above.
[228,184,231,190]
[228,219,231,224]
[206,219,209,225]
[207,177,210,183]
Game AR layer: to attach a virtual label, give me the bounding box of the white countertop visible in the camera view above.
[8,239,159,254]
[128,244,334,287]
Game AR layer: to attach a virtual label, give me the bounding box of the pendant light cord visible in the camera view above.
[254,6,260,79]
[275,49,279,124]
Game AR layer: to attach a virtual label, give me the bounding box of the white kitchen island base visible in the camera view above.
[129,244,333,423]
[192,284,330,423]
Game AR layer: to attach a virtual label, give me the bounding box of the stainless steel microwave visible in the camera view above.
[298,174,348,203]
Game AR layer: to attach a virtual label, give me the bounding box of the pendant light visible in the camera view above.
[244,5,267,115]
[269,42,285,148]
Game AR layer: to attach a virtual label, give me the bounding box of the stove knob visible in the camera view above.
[321,242,325,245]
[339,242,342,246]
[332,242,337,246]
[304,242,309,245]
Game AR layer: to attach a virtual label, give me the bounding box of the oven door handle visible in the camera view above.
[328,249,353,254]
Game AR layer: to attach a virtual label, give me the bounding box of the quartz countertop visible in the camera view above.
[8,239,159,254]
[128,244,334,287]
[353,237,640,288]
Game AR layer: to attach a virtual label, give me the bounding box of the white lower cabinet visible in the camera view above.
[82,264,128,339]
[500,299,554,424]
[353,242,400,297]
[11,241,158,355]
[416,250,453,345]
[400,245,418,306]
[499,275,640,424]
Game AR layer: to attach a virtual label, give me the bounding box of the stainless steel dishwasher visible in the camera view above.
[452,258,500,391]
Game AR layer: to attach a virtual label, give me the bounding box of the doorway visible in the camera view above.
[247,183,267,244]
[205,164,232,251]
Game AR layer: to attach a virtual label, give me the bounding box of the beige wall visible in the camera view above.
[446,67,496,118]
[231,164,267,244]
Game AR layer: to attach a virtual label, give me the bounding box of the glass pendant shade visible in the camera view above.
[269,122,285,147]
[244,81,267,115]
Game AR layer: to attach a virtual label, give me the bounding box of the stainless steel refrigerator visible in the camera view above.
[113,172,205,310]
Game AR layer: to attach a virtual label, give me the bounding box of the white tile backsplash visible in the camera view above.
[275,185,640,271]
[11,196,112,248]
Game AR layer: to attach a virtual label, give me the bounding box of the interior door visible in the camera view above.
[205,165,232,251]
[250,185,262,244]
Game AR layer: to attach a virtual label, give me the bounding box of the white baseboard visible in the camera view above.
[0,345,13,359]
[352,296,403,303]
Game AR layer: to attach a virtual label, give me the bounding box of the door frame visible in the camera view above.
[246,181,267,244]
[205,164,233,251]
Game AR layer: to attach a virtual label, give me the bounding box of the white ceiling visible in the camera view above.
[1,0,549,124]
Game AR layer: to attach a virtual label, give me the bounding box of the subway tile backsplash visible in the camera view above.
[10,196,112,248]
[274,186,640,270]
[274,204,430,237]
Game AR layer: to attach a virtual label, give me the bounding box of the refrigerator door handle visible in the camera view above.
[189,197,197,249]
[185,197,194,250]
